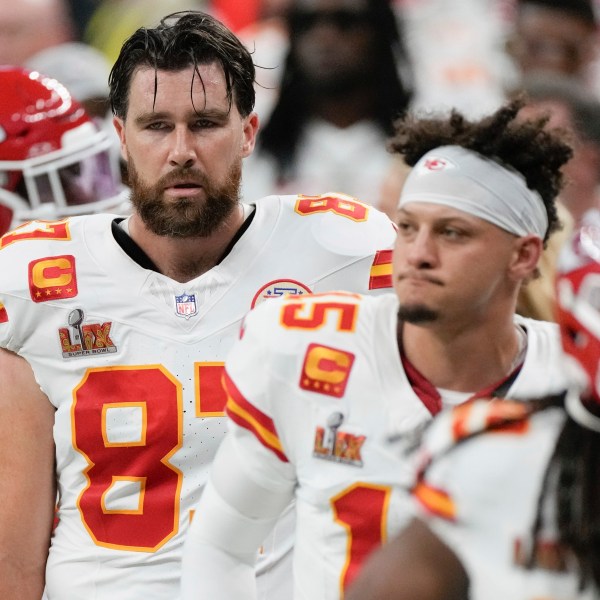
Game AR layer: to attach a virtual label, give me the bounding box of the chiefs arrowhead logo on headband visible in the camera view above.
[423,157,454,171]
[400,145,548,239]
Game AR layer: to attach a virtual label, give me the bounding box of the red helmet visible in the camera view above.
[0,67,126,234]
[556,209,600,431]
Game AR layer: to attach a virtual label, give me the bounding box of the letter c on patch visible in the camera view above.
[32,257,74,287]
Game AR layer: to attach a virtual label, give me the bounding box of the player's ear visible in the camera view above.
[113,117,128,163]
[241,112,259,157]
[508,234,543,282]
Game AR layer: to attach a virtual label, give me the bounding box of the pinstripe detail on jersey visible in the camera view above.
[224,370,289,462]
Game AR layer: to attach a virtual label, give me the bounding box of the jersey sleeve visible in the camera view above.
[0,227,31,351]
[182,302,298,600]
[0,218,81,353]
[411,399,532,523]
[288,193,397,296]
[181,434,295,600]
[0,293,13,351]
[223,300,297,491]
[319,248,395,297]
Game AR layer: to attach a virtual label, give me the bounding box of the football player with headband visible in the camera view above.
[0,11,396,600]
[181,98,574,600]
[347,209,600,600]
[0,67,128,234]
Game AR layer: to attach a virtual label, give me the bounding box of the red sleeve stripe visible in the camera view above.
[224,371,289,463]
[369,249,393,290]
[413,481,456,521]
[0,302,7,323]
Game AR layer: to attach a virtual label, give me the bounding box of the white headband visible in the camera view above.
[398,145,548,238]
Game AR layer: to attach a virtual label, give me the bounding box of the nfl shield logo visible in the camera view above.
[175,293,198,319]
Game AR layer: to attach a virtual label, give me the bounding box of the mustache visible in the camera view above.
[158,168,208,188]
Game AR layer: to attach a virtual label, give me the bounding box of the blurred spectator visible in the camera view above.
[0,0,74,65]
[257,0,294,20]
[237,0,292,122]
[398,0,510,118]
[241,0,413,215]
[518,73,600,225]
[514,72,600,320]
[505,0,600,91]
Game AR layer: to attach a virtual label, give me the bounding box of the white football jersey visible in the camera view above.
[413,399,597,600]
[222,291,568,600]
[0,193,395,600]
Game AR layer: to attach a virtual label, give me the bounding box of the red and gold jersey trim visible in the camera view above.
[369,249,393,290]
[0,301,7,323]
[1,219,71,249]
[224,371,289,463]
[451,400,530,442]
[413,480,456,521]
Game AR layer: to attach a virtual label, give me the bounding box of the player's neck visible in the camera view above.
[400,315,524,394]
[127,205,246,283]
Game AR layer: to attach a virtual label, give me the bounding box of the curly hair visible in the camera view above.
[109,11,256,120]
[387,98,573,242]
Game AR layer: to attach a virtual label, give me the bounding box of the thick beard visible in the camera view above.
[397,305,439,324]
[127,158,241,238]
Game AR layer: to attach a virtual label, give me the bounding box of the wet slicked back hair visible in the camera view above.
[109,10,256,120]
[388,98,573,243]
